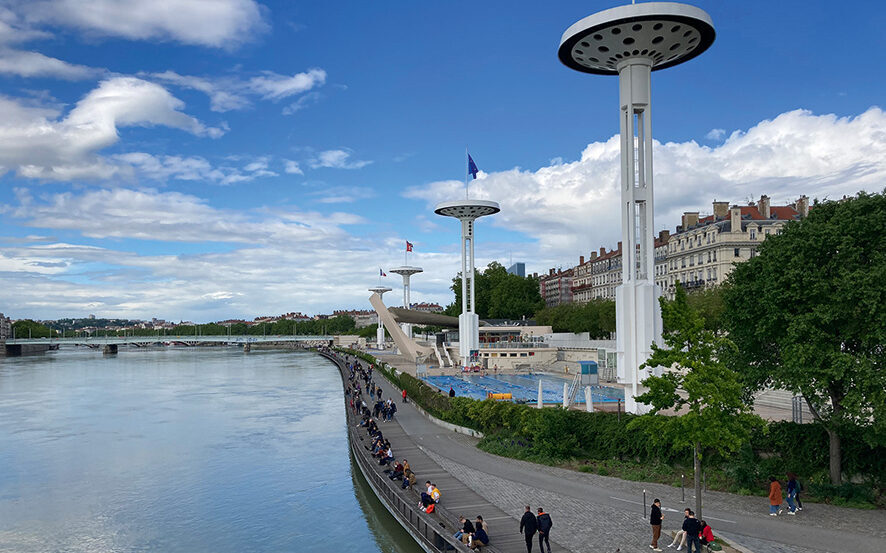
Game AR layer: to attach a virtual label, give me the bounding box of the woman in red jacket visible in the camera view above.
[699,521,714,546]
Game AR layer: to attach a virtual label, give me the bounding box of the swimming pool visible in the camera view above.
[423,373,624,404]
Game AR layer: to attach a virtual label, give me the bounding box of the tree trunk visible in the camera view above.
[694,443,703,521]
[827,427,842,486]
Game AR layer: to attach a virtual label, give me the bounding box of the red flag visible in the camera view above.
[406,241,413,252]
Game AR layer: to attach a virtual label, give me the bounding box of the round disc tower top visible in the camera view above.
[389,266,423,276]
[558,2,714,75]
[434,199,500,220]
[369,286,392,294]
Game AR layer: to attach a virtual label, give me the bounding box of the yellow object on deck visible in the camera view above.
[486,392,512,400]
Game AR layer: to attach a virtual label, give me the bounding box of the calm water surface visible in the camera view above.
[0,348,422,553]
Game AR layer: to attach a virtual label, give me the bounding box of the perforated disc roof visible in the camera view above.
[434,199,501,219]
[389,266,423,276]
[559,2,714,75]
[369,286,392,294]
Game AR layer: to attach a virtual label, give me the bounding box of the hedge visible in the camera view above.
[334,348,884,505]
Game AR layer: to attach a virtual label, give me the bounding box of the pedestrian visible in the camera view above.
[536,507,552,553]
[768,476,784,516]
[650,498,663,551]
[402,388,408,403]
[449,386,456,398]
[519,505,538,553]
[667,508,691,550]
[682,510,701,553]
[786,472,802,513]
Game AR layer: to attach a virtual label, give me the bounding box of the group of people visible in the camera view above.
[453,515,490,550]
[519,505,554,553]
[650,500,714,553]
[769,473,803,516]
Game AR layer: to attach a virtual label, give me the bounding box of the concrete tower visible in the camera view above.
[434,199,500,364]
[368,285,392,349]
[558,2,715,413]
[388,266,422,339]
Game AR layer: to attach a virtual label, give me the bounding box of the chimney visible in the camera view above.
[712,201,729,218]
[681,211,699,229]
[590,252,598,261]
[795,195,809,217]
[579,255,585,265]
[658,229,670,243]
[599,246,606,256]
[549,268,555,276]
[758,195,771,219]
[730,206,742,232]
[617,241,622,251]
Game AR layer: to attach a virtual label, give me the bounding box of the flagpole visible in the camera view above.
[465,146,469,199]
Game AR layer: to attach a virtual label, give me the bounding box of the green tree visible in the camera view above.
[723,191,886,485]
[534,300,615,338]
[445,262,543,319]
[11,319,53,339]
[629,283,760,520]
[684,286,725,333]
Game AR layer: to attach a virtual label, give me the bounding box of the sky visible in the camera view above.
[0,0,884,322]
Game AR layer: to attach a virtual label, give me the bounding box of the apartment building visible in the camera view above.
[0,312,10,340]
[538,267,573,307]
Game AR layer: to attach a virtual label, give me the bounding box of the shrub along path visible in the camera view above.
[349,352,886,553]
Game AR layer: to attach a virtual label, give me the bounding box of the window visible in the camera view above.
[734,248,741,257]
[712,268,717,280]
[707,252,711,263]
[690,257,694,267]
[699,254,704,265]
[681,259,686,268]
[750,228,757,240]
[764,228,770,236]
[712,250,717,261]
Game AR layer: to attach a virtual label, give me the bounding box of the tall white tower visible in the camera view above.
[434,199,500,364]
[558,2,715,413]
[388,266,422,339]
[368,285,392,349]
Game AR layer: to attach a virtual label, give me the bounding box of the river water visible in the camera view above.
[0,348,422,553]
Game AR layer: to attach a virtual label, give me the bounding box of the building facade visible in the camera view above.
[507,262,526,277]
[546,194,808,305]
[0,312,10,340]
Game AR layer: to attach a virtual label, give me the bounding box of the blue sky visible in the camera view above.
[0,0,884,321]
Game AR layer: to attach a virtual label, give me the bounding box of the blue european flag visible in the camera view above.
[467,154,479,179]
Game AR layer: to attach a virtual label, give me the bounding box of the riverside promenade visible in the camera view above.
[334,350,886,553]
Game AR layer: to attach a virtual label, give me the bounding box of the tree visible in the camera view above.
[684,287,725,333]
[629,283,760,520]
[444,262,544,319]
[723,191,886,485]
[12,319,53,339]
[534,300,615,337]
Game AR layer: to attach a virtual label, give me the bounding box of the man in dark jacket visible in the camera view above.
[536,507,553,553]
[519,505,538,553]
[682,510,702,553]
[650,498,663,551]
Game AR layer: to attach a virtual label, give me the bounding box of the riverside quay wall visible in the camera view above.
[320,350,471,553]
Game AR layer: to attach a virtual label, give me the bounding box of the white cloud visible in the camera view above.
[283,159,303,175]
[146,69,327,113]
[308,149,372,170]
[0,48,100,79]
[0,77,224,181]
[19,0,266,48]
[309,185,375,204]
[247,68,326,100]
[705,128,726,141]
[405,107,886,267]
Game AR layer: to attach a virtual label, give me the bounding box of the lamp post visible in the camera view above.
[557,2,715,413]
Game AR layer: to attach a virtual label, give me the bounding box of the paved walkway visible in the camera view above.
[351,352,885,553]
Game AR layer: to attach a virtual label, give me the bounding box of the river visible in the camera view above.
[0,347,422,553]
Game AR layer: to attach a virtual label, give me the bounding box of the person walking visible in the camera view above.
[402,388,408,403]
[650,498,663,551]
[519,505,538,553]
[768,476,784,516]
[786,472,802,513]
[682,510,702,553]
[536,507,553,553]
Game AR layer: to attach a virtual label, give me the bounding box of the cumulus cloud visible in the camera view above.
[0,77,224,181]
[705,128,725,141]
[18,0,266,48]
[247,68,326,100]
[111,153,276,185]
[406,107,886,266]
[283,159,303,175]
[308,149,372,170]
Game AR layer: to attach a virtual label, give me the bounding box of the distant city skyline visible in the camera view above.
[0,1,883,321]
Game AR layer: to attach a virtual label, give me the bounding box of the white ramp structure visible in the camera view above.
[435,199,500,365]
[368,285,392,349]
[558,2,715,413]
[368,292,432,362]
[389,266,423,339]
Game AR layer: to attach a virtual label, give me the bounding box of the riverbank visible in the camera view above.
[338,347,886,553]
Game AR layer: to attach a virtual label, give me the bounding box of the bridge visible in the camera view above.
[3,335,333,355]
